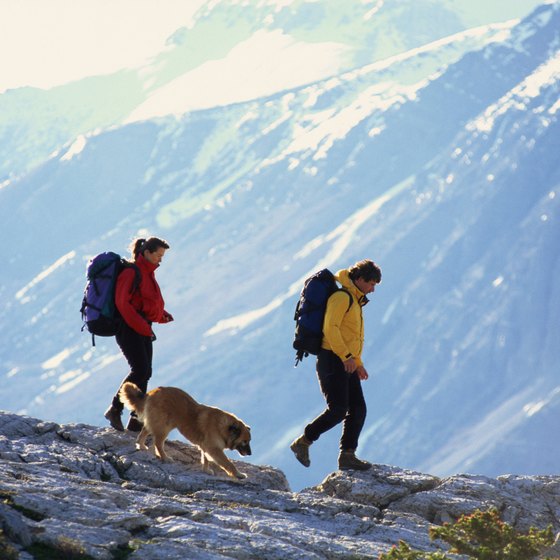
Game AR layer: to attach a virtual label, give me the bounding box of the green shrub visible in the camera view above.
[379,508,555,560]
[0,529,18,560]
[26,537,94,560]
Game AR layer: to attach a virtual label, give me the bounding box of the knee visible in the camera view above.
[328,404,348,424]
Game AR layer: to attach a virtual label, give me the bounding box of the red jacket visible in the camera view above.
[115,255,169,337]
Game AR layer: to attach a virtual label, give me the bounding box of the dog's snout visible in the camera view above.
[238,443,252,456]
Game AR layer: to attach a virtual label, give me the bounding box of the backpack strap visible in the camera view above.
[119,261,142,294]
[339,288,353,313]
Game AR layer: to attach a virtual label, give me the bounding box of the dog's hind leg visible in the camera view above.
[136,427,150,451]
[200,448,211,473]
[152,428,172,461]
[205,446,246,479]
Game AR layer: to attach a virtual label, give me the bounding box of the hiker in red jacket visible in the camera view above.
[104,237,174,432]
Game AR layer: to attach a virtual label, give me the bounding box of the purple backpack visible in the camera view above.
[80,252,140,345]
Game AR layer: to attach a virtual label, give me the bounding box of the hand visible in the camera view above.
[163,311,174,323]
[343,358,357,373]
[356,365,369,381]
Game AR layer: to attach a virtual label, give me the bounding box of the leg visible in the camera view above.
[340,371,367,451]
[108,324,153,430]
[136,427,150,451]
[338,371,371,470]
[291,350,349,467]
[114,323,153,395]
[200,449,218,475]
[152,428,172,461]
[204,446,246,479]
[304,350,349,442]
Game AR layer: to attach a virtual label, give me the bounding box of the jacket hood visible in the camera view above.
[336,269,369,306]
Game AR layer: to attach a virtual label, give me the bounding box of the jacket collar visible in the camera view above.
[336,269,369,306]
[136,254,159,274]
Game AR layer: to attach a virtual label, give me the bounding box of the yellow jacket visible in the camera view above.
[321,269,368,367]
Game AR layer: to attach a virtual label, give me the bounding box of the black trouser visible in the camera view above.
[304,349,367,451]
[111,322,153,412]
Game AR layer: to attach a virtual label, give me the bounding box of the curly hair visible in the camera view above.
[348,259,382,283]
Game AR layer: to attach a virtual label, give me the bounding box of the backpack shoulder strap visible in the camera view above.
[339,288,353,313]
[119,261,142,293]
[130,263,141,291]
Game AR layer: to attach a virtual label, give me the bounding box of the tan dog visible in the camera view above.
[118,382,252,479]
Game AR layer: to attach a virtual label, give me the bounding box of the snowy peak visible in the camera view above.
[127,4,526,121]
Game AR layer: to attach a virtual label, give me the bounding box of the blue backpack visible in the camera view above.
[80,252,140,345]
[293,268,352,366]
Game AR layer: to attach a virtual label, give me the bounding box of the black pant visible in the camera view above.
[111,322,153,412]
[304,349,367,451]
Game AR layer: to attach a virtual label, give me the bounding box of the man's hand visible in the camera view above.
[356,365,369,381]
[343,357,357,373]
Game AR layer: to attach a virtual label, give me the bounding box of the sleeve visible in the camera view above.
[115,268,152,337]
[322,291,353,363]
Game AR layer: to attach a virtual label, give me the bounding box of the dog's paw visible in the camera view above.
[203,464,218,475]
[235,472,247,480]
[135,443,148,451]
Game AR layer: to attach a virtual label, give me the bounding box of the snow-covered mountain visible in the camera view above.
[1,1,559,492]
[0,0,543,180]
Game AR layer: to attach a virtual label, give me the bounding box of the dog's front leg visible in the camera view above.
[200,449,218,475]
[206,447,246,479]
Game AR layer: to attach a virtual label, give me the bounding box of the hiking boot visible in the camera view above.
[104,406,124,432]
[338,450,372,471]
[290,435,312,467]
[126,416,143,432]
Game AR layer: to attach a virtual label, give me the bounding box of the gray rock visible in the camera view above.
[0,411,558,559]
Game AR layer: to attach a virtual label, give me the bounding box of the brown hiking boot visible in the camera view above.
[338,450,372,471]
[290,435,312,467]
[104,405,124,432]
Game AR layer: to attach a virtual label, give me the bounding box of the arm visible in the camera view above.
[115,269,152,337]
[323,291,354,366]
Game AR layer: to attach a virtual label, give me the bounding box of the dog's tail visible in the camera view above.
[119,382,147,418]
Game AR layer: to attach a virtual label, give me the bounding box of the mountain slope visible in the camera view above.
[0,0,543,181]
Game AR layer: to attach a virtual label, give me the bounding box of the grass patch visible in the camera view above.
[0,529,18,560]
[2,495,46,522]
[26,537,94,560]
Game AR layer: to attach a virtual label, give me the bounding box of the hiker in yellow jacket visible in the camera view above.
[291,259,382,471]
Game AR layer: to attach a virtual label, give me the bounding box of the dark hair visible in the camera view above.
[130,237,170,259]
[348,259,382,284]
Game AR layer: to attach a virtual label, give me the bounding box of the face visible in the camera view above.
[354,276,379,295]
[229,423,252,456]
[144,247,166,266]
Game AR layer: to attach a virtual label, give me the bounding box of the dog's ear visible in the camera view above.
[229,423,242,438]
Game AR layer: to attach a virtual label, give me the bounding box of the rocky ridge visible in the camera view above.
[0,411,559,559]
